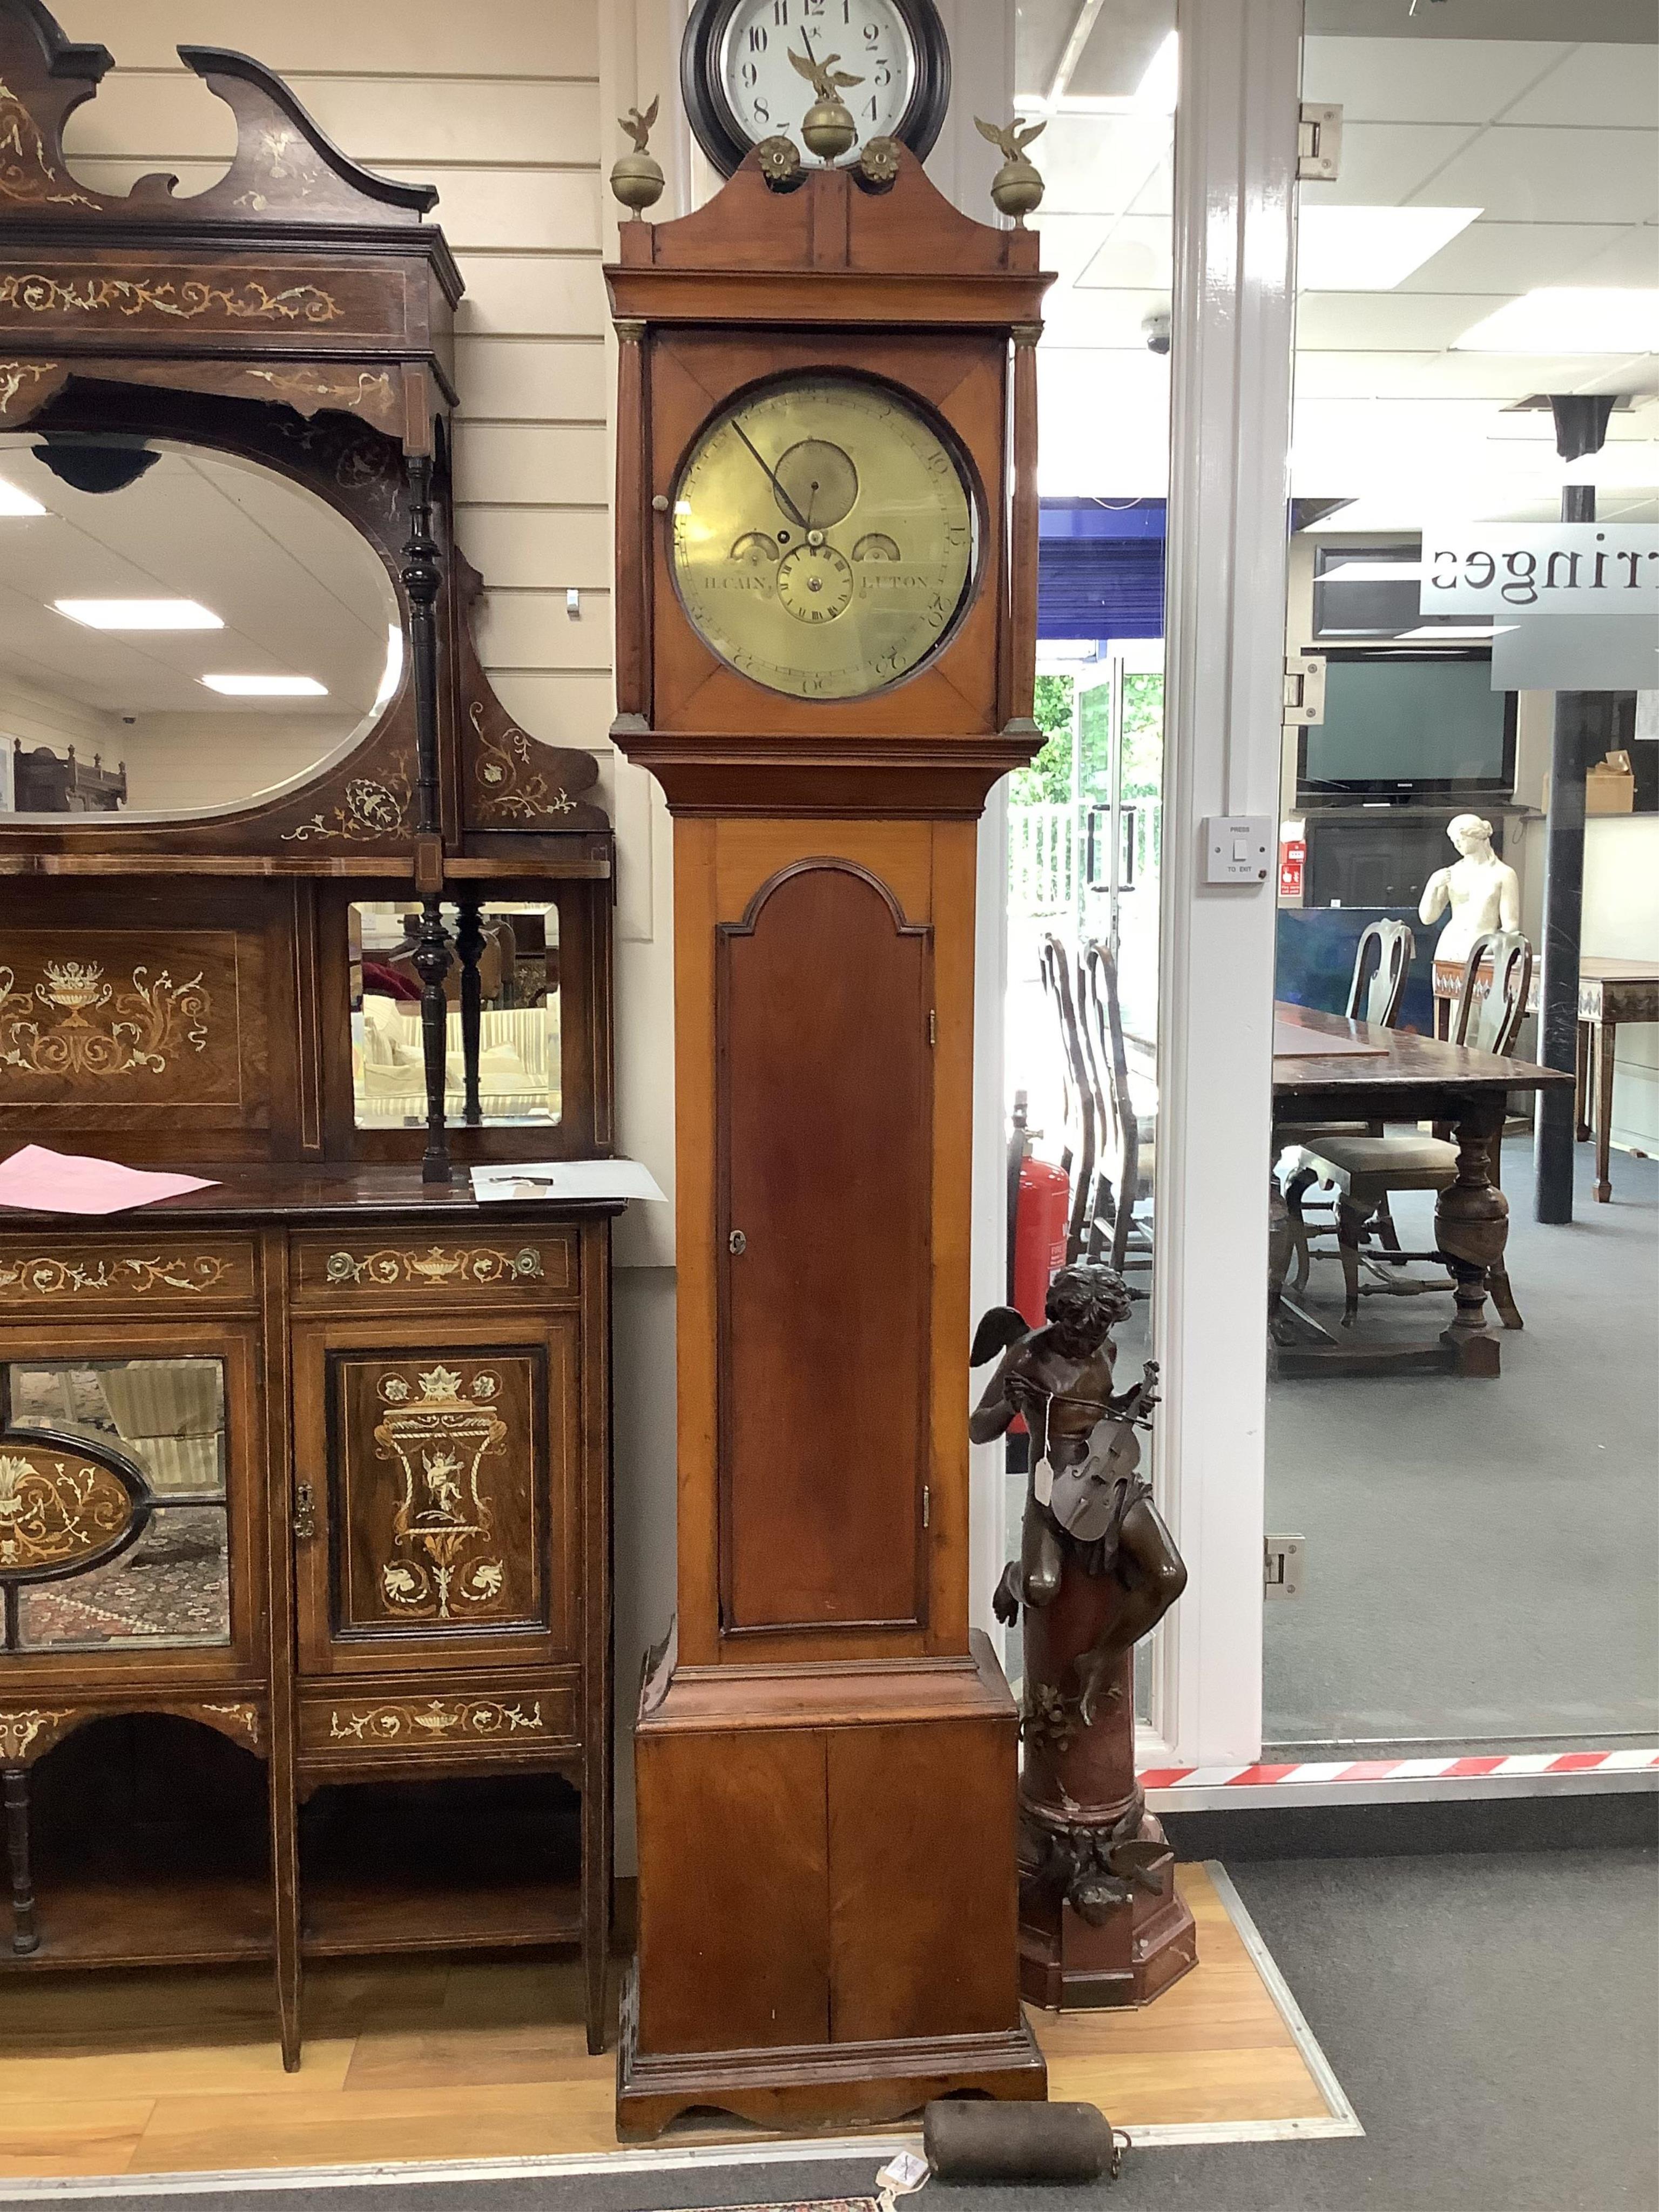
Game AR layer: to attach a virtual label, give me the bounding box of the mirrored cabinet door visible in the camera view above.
[0,1330,261,1669]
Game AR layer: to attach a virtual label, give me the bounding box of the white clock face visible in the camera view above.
[718,0,916,161]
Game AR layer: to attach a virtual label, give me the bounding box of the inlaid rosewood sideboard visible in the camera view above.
[0,1,618,2065]
[0,1172,616,2059]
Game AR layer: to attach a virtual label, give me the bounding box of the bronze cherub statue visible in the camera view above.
[972,1261,1195,2008]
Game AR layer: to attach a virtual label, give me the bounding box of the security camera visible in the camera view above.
[1142,305,1171,356]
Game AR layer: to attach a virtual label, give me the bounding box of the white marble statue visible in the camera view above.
[1418,813,1521,966]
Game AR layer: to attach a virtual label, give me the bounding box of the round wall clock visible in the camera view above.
[669,372,980,702]
[681,0,951,177]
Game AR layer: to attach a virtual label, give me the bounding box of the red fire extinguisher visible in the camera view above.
[1279,820,1306,901]
[1013,1156,1070,1331]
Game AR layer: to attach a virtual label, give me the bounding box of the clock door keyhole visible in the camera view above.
[728,1229,747,1256]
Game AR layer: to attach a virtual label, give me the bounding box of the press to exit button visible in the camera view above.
[1202,815,1273,885]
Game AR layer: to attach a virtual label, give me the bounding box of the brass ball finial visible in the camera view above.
[611,96,664,217]
[790,36,861,163]
[976,113,1047,226]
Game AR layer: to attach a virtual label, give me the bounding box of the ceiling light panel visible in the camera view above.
[54,598,223,630]
[201,674,328,696]
[1454,289,1659,354]
[1298,206,1482,293]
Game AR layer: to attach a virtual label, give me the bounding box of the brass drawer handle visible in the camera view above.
[293,1482,318,1541]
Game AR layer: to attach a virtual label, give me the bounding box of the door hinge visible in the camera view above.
[928,1008,937,1047]
[1298,102,1341,182]
[1284,653,1326,727]
[922,1485,931,1529]
[1264,1533,1305,1600]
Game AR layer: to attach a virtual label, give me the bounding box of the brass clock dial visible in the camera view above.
[670,374,977,700]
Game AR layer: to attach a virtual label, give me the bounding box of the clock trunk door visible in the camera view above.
[717,861,932,1637]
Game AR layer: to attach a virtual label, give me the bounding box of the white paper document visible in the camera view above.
[470,1158,666,1204]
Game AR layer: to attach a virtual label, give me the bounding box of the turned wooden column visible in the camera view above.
[4,1766,38,1957]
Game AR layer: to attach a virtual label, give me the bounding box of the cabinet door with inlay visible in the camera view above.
[291,1316,579,1676]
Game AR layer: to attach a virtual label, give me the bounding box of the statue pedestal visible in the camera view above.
[1016,1550,1196,2012]
[1017,1801,1195,2009]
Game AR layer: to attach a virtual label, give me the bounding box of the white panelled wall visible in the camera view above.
[48,0,1023,1858]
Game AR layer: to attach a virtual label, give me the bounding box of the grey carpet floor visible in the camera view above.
[1264,1139,1659,1749]
[75,1845,1657,2212]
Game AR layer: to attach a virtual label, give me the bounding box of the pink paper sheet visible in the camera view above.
[0,1144,217,1217]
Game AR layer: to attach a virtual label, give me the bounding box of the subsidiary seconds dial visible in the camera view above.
[682,0,950,177]
[670,373,978,702]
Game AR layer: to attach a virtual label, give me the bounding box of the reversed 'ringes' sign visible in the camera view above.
[1420,524,1659,617]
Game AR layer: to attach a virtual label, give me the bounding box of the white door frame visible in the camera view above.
[1147,0,1302,1769]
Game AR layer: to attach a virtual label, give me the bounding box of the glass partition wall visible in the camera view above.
[1001,0,1175,1701]
[1267,3,1658,1758]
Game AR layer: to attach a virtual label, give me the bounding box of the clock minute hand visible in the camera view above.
[732,420,810,531]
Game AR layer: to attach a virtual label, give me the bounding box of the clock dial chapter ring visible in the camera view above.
[670,371,978,702]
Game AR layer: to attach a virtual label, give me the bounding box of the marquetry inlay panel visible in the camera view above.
[0,258,402,340]
[0,1239,257,1308]
[0,1707,75,1766]
[294,1232,575,1302]
[298,1686,577,1757]
[0,1443,139,1580]
[329,1352,550,1640]
[0,930,260,1120]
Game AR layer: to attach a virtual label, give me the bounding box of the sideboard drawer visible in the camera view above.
[298,1678,579,1764]
[291,1229,577,1305]
[0,1236,258,1312]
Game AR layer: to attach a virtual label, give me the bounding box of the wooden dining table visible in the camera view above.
[1271,1002,1575,1378]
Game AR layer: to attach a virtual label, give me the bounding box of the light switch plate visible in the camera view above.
[1202,814,1273,885]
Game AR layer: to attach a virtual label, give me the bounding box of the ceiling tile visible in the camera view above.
[1301,35,1570,124]
[1299,123,1479,208]
[1421,125,1658,224]
[1502,42,1659,126]
[1394,220,1633,296]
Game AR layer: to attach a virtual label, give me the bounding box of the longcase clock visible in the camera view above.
[606,138,1053,2135]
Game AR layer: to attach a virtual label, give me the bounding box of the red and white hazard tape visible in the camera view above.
[1141,1746,1659,1810]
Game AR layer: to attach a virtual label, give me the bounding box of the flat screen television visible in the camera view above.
[1297,649,1516,803]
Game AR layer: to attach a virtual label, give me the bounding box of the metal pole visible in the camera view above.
[1533,399,1617,1224]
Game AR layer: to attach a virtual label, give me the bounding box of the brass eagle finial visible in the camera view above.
[788,43,865,102]
[974,114,1046,161]
[619,95,659,152]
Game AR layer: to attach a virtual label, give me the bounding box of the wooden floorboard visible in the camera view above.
[0,1867,1333,2177]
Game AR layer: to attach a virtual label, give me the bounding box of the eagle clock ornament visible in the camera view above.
[607,73,1053,2139]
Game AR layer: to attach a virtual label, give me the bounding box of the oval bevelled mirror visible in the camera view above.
[0,433,400,823]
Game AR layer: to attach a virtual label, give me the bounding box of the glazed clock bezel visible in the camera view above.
[680,0,952,179]
[666,368,986,705]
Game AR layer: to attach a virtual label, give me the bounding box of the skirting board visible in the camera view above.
[0,1862,1359,2198]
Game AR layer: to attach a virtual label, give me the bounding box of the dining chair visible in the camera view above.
[1038,934,1095,1263]
[1279,930,1533,1328]
[1077,937,1152,1278]
[1347,916,1414,1027]
[1279,919,1416,1276]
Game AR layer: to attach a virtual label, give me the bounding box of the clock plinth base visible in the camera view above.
[623,1631,1043,2138]
[616,1961,1047,2141]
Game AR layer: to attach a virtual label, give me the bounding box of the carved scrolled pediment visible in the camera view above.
[0,2,436,230]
